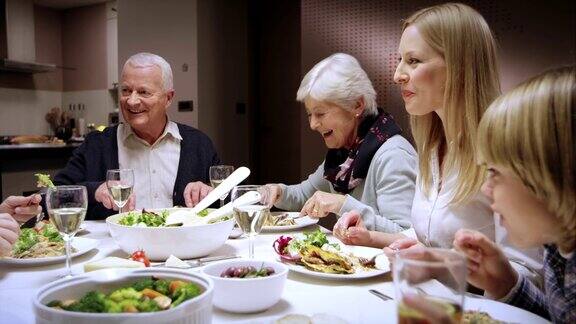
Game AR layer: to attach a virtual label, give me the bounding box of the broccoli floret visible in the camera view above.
[137,299,161,312]
[118,299,139,313]
[64,291,106,313]
[103,299,122,313]
[13,228,39,254]
[171,283,201,307]
[131,278,155,291]
[46,300,62,308]
[109,288,142,302]
[153,279,170,296]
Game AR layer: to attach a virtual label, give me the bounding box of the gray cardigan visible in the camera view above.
[275,135,417,233]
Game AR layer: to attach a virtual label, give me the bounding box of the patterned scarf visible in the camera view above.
[324,109,402,194]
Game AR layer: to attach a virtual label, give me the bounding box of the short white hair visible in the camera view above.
[296,53,377,116]
[123,52,173,91]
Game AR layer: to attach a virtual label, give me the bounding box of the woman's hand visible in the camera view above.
[0,194,42,223]
[0,213,19,257]
[453,229,518,299]
[333,211,371,246]
[301,191,346,218]
[260,184,283,207]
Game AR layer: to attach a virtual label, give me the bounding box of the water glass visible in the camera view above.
[393,248,467,324]
[106,169,134,213]
[46,185,87,278]
[210,165,235,207]
[231,185,270,258]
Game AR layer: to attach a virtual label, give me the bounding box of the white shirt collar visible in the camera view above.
[120,119,182,145]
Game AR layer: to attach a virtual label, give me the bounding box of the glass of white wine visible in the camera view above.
[106,169,134,213]
[46,185,88,278]
[210,165,234,207]
[231,185,270,259]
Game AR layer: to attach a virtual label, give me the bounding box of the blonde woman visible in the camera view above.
[334,3,542,279]
[408,66,575,323]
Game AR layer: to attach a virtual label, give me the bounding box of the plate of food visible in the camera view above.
[0,221,98,266]
[463,297,549,324]
[262,212,318,232]
[273,230,389,280]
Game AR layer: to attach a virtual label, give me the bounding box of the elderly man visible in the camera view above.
[54,53,219,220]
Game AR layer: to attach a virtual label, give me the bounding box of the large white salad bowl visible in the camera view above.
[34,268,214,324]
[106,208,235,261]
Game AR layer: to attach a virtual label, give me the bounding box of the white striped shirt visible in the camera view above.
[117,121,181,209]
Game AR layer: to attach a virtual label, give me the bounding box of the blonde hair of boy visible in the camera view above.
[403,3,501,204]
[478,66,576,252]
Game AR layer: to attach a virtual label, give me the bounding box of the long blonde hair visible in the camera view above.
[404,3,501,204]
[478,66,576,252]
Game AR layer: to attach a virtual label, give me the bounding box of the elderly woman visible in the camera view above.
[263,53,417,233]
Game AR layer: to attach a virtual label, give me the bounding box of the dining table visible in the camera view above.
[0,220,549,324]
[0,220,399,324]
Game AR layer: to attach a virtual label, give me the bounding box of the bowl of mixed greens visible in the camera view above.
[34,268,214,324]
[106,208,235,261]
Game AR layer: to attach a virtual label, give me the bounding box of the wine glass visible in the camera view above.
[231,185,270,259]
[106,169,134,213]
[45,185,87,278]
[210,165,235,207]
[393,248,467,323]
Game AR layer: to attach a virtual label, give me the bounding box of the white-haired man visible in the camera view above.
[55,53,219,220]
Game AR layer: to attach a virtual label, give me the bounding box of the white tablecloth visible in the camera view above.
[0,221,398,324]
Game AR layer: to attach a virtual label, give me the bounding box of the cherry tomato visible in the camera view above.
[130,250,150,267]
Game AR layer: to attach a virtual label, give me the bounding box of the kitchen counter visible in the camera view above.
[0,143,82,199]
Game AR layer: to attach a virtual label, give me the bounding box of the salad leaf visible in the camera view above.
[13,228,39,254]
[118,210,168,227]
[42,223,63,242]
[35,173,55,188]
[197,209,210,217]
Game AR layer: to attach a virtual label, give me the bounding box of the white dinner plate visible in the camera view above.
[0,237,99,266]
[465,297,549,323]
[282,244,389,280]
[263,212,318,232]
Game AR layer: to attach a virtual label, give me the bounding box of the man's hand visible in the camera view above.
[184,181,213,207]
[95,182,135,211]
[453,229,518,299]
[333,211,371,246]
[0,194,42,223]
[301,191,346,218]
[0,213,19,257]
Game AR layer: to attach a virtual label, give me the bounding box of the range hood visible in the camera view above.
[0,0,56,73]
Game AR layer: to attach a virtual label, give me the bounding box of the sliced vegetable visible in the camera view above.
[129,250,150,267]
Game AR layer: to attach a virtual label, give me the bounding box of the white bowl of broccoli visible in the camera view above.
[33,268,213,324]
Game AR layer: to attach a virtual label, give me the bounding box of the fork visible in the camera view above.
[369,289,393,301]
[20,212,45,229]
[358,252,386,267]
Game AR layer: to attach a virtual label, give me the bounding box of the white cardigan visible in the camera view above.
[275,135,417,233]
[411,153,544,284]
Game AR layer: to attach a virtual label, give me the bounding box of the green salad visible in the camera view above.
[47,277,202,313]
[118,209,232,227]
[287,229,340,252]
[11,222,66,259]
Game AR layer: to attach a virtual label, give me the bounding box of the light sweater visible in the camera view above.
[275,135,417,233]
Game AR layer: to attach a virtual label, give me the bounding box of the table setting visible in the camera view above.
[0,169,550,324]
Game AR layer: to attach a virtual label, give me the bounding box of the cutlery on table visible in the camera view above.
[152,254,240,268]
[369,289,393,301]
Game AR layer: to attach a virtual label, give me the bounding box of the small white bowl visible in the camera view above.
[202,259,288,313]
[106,208,235,261]
[34,268,214,324]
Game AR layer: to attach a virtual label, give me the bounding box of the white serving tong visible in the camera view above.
[166,167,251,226]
